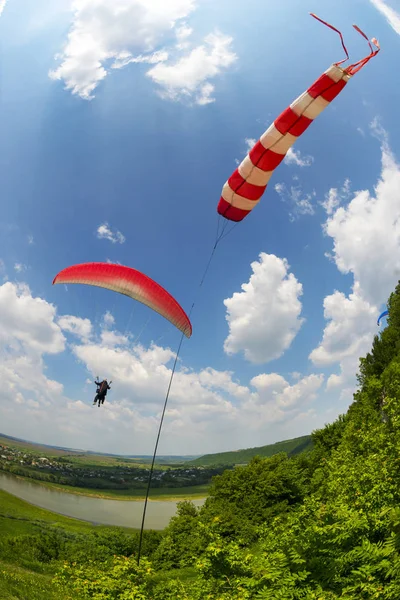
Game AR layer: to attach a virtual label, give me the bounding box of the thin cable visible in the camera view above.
[136,217,239,563]
[137,226,223,563]
[136,329,185,565]
[123,305,136,338]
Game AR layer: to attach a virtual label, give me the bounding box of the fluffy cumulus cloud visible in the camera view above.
[96,222,125,244]
[310,124,400,396]
[58,315,92,340]
[147,31,236,104]
[0,279,324,453]
[323,127,400,308]
[369,0,400,36]
[71,337,322,449]
[223,253,304,364]
[309,284,377,392]
[49,0,236,103]
[0,282,65,355]
[0,283,66,437]
[274,182,316,220]
[249,372,323,413]
[49,0,196,99]
[284,147,314,168]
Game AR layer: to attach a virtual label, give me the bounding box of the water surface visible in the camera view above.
[0,473,205,529]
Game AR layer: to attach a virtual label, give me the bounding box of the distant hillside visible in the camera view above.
[0,433,199,463]
[0,433,81,456]
[187,435,313,466]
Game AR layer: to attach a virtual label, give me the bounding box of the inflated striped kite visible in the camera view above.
[53,262,192,338]
[217,14,380,222]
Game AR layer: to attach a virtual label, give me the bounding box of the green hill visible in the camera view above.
[187,434,313,466]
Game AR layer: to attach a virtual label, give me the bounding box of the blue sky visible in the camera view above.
[0,0,399,455]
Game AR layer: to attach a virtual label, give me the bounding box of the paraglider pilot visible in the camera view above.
[93,379,112,407]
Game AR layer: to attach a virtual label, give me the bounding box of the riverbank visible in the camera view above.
[0,472,206,530]
[0,488,136,534]
[2,472,210,501]
[0,489,159,600]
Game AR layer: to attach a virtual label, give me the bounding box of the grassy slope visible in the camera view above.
[0,489,137,600]
[187,435,313,466]
[0,489,135,534]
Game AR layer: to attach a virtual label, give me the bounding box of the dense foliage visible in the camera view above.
[3,282,400,597]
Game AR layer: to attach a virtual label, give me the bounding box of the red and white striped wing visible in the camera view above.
[217,64,351,222]
[53,262,192,338]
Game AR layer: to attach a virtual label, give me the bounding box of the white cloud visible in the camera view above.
[250,372,323,410]
[245,138,257,151]
[28,235,34,245]
[320,178,351,215]
[0,279,325,453]
[0,0,6,17]
[14,263,27,273]
[284,147,314,167]
[0,282,65,355]
[323,130,400,307]
[58,315,92,340]
[310,124,400,394]
[49,0,196,99]
[223,253,304,364]
[102,311,115,327]
[71,337,323,449]
[234,138,257,165]
[274,182,316,220]
[96,222,125,244]
[100,329,129,347]
[147,31,237,105]
[106,258,122,265]
[309,285,376,389]
[369,0,400,35]
[175,23,192,49]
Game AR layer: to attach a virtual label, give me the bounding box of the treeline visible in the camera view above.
[3,282,400,597]
[0,459,226,491]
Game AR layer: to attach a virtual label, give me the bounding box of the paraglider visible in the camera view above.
[217,13,380,223]
[93,378,112,407]
[53,262,192,338]
[377,310,388,327]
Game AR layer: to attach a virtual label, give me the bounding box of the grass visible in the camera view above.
[0,487,205,599]
[0,489,135,599]
[0,490,137,535]
[0,560,77,600]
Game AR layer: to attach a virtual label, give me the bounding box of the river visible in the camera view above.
[0,473,206,530]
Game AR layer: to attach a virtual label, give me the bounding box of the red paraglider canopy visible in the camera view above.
[53,262,192,338]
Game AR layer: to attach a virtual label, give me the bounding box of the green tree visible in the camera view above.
[153,501,205,570]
